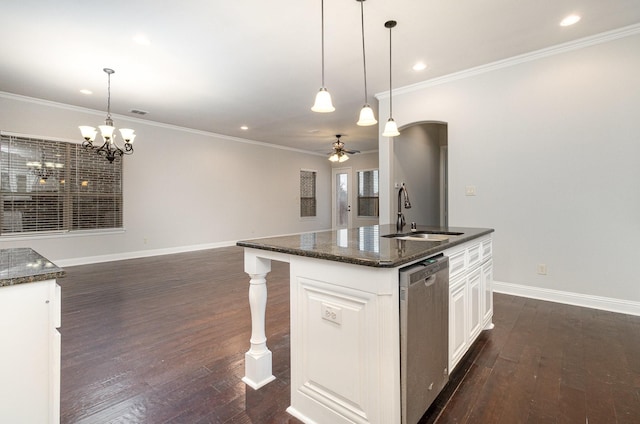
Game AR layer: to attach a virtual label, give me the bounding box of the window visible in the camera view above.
[357,169,379,217]
[300,170,316,217]
[0,133,123,236]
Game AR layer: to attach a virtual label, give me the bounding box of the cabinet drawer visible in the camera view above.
[448,250,466,278]
[467,243,481,269]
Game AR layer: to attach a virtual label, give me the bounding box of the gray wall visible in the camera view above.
[393,123,445,227]
[0,94,332,265]
[378,29,640,305]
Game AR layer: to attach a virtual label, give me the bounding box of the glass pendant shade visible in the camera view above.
[99,125,115,140]
[79,126,97,141]
[119,128,136,143]
[382,118,400,137]
[312,88,335,113]
[357,105,377,126]
[339,153,349,162]
[329,152,340,162]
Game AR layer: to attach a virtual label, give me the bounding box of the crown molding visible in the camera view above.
[376,23,640,100]
[0,91,327,157]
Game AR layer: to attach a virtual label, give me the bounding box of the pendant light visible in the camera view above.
[356,0,376,126]
[382,20,400,137]
[79,68,136,163]
[311,0,335,112]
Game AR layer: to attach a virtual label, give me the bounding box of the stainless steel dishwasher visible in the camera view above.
[399,254,449,424]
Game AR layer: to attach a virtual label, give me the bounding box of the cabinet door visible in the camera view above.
[449,278,467,372]
[468,267,482,342]
[482,259,493,325]
[0,280,56,424]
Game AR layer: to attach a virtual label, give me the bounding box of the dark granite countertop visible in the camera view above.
[0,248,65,287]
[237,224,494,268]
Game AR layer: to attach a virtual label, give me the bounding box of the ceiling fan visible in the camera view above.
[328,134,360,163]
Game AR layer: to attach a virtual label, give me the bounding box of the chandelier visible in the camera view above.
[26,151,63,183]
[79,68,136,163]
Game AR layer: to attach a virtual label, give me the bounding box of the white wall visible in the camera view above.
[379,29,640,305]
[0,94,332,265]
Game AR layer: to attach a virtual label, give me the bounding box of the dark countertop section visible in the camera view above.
[237,224,494,268]
[0,248,65,287]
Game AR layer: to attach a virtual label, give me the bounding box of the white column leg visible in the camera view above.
[242,255,276,389]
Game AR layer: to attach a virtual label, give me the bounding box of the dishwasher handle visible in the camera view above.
[423,275,436,288]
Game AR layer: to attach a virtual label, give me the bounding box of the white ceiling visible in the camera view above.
[2,0,639,154]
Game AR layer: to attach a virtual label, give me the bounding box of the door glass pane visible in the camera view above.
[336,172,348,228]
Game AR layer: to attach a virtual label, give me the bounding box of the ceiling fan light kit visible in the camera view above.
[328,134,360,162]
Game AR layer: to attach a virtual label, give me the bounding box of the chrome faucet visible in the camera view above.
[397,183,412,232]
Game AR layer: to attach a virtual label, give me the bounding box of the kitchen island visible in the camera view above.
[237,224,494,424]
[0,248,64,424]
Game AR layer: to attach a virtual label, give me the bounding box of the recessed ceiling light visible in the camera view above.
[80,89,92,95]
[240,125,249,130]
[133,34,151,45]
[560,14,581,27]
[412,62,427,71]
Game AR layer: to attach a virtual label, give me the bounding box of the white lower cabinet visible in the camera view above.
[0,279,61,424]
[468,266,482,342]
[482,259,493,325]
[446,236,493,372]
[449,276,467,369]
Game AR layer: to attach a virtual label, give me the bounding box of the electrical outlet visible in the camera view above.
[465,185,476,196]
[321,303,342,325]
[537,264,547,275]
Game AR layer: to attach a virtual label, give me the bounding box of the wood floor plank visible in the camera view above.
[58,247,640,423]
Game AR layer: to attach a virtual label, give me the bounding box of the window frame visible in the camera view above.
[299,168,317,219]
[0,131,124,238]
[356,168,379,218]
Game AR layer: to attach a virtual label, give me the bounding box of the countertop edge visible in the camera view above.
[237,227,494,268]
[0,248,66,287]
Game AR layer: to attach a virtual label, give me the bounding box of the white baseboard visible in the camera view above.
[53,228,334,268]
[54,240,238,267]
[493,280,640,317]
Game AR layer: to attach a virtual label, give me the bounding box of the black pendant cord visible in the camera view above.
[360,0,368,104]
[320,0,326,87]
[385,20,396,117]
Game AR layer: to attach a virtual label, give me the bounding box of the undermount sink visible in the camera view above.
[382,230,464,242]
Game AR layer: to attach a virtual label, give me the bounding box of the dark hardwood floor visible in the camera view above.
[59,246,640,423]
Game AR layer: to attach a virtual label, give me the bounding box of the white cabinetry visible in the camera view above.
[448,276,467,367]
[0,279,61,424]
[445,236,493,372]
